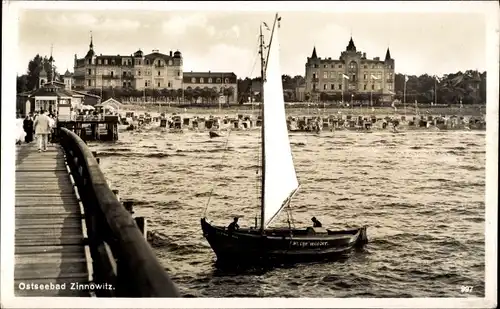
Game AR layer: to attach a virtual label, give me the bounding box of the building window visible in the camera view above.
[158,71,161,76]
[111,71,114,77]
[177,71,180,76]
[349,62,357,69]
[168,82,172,88]
[338,64,342,68]
[88,69,92,75]
[364,84,367,90]
[323,84,327,90]
[323,72,328,78]
[364,65,367,69]
[123,72,127,77]
[312,84,316,91]
[324,65,327,68]
[98,59,102,65]
[169,60,173,66]
[216,78,221,83]
[225,78,229,84]
[88,80,91,86]
[123,82,127,87]
[371,84,375,90]
[388,84,393,90]
[377,72,382,79]
[389,65,393,69]
[364,74,367,80]
[104,59,108,65]
[138,70,141,76]
[352,74,356,81]
[371,64,375,69]
[145,60,150,65]
[330,84,335,90]
[330,72,335,78]
[145,81,149,87]
[208,78,212,83]
[88,59,91,65]
[191,77,196,83]
[158,82,161,87]
[338,84,342,90]
[200,78,204,83]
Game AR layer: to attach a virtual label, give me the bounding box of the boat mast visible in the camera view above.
[259,14,279,233]
[259,23,266,234]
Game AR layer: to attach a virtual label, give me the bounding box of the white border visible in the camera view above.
[1,1,498,308]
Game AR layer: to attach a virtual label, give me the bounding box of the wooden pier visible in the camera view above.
[10,128,180,298]
[15,143,91,296]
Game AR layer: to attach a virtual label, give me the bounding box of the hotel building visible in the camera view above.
[305,37,395,101]
[73,35,183,91]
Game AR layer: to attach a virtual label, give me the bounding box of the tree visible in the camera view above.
[17,75,29,93]
[176,88,184,103]
[22,54,61,91]
[223,87,234,104]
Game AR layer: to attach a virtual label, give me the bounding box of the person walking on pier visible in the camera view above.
[33,110,51,152]
[23,114,34,143]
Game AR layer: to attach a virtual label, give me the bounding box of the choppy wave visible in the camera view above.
[94,129,485,298]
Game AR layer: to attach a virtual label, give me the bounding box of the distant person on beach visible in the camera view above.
[23,114,34,143]
[311,217,322,228]
[227,217,240,232]
[33,109,51,152]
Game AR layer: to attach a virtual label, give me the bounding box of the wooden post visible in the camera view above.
[112,189,120,201]
[134,217,148,241]
[123,200,134,214]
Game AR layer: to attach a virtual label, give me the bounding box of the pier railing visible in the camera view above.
[59,127,179,297]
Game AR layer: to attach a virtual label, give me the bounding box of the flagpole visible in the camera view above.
[435,76,438,105]
[403,75,407,116]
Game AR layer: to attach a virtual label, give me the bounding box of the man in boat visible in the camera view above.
[311,217,322,228]
[227,217,240,232]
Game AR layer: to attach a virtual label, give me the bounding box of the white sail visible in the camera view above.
[262,22,299,228]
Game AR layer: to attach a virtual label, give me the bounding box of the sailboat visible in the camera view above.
[201,14,368,266]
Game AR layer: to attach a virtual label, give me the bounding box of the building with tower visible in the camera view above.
[304,37,395,102]
[72,34,184,91]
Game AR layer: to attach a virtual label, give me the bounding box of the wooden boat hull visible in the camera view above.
[201,218,367,266]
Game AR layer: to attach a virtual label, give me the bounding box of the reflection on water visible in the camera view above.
[89,129,485,298]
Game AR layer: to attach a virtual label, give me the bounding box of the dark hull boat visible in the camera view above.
[201,218,367,265]
[201,14,368,268]
[209,130,221,138]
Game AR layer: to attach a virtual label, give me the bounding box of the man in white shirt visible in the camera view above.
[33,110,51,152]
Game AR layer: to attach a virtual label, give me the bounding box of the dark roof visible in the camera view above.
[30,84,73,98]
[134,50,143,57]
[346,37,356,52]
[184,72,236,78]
[183,72,237,84]
[144,52,173,62]
[311,46,318,59]
[85,49,95,58]
[173,50,182,58]
[385,48,392,61]
[72,90,101,99]
[64,69,73,77]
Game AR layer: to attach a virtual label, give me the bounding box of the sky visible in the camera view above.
[15,2,490,79]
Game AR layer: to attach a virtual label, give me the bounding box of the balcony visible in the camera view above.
[312,77,319,82]
[122,75,135,80]
[154,64,165,68]
[101,74,121,79]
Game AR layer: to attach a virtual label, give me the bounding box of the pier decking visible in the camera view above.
[15,143,91,296]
